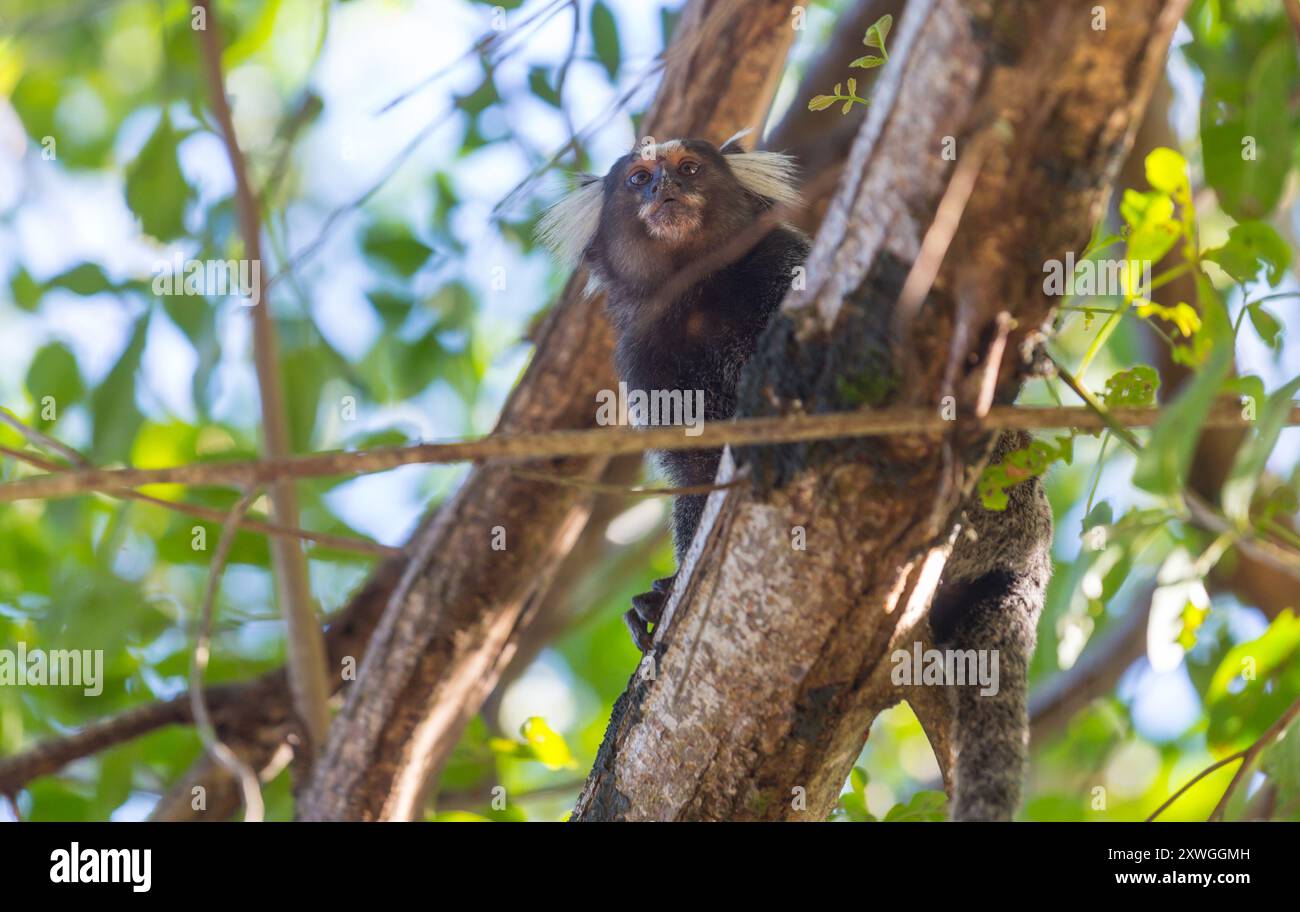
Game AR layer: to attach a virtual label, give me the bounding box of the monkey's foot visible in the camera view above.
[625,575,676,652]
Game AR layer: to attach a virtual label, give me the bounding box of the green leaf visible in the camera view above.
[1132,283,1234,496]
[1101,365,1159,407]
[11,267,42,311]
[1203,221,1291,286]
[1222,375,1300,526]
[1119,189,1181,265]
[807,95,836,112]
[519,716,577,770]
[1201,37,1294,220]
[527,66,561,107]
[1144,147,1188,195]
[1136,301,1201,337]
[590,1,621,81]
[90,315,149,463]
[46,263,116,296]
[1082,501,1113,533]
[849,55,885,69]
[489,717,577,770]
[361,223,435,277]
[883,790,947,822]
[1206,611,1300,750]
[25,342,84,427]
[366,290,413,330]
[125,113,192,241]
[1262,715,1300,819]
[1246,303,1282,349]
[864,13,892,50]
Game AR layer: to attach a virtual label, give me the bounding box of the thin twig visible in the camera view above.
[1147,693,1300,821]
[0,428,401,559]
[3,403,1298,505]
[190,488,265,822]
[195,0,331,750]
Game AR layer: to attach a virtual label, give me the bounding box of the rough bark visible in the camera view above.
[297,0,802,821]
[573,0,1187,822]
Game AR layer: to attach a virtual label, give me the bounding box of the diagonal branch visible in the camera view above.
[297,0,804,822]
[194,0,331,751]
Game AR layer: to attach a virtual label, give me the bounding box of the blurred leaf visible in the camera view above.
[366,289,413,330]
[25,342,84,425]
[361,223,435,278]
[1144,147,1188,194]
[1222,375,1300,526]
[125,113,192,241]
[1118,189,1181,265]
[1206,610,1300,749]
[1200,36,1295,220]
[883,790,947,822]
[1133,285,1233,496]
[1203,221,1291,286]
[590,1,621,81]
[90,315,148,463]
[46,263,116,296]
[11,267,42,312]
[527,66,561,107]
[1262,716,1300,820]
[1245,303,1281,348]
[520,716,577,770]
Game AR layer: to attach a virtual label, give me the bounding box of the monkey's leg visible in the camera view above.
[625,575,675,652]
[929,568,1043,821]
[624,445,718,651]
[623,492,707,651]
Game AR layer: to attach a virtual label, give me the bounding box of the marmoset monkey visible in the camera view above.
[539,133,1052,822]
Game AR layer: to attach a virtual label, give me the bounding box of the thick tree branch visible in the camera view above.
[573,0,1188,821]
[297,0,803,821]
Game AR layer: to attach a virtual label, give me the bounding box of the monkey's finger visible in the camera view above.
[631,589,666,626]
[623,609,654,653]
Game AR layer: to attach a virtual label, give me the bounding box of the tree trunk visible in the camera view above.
[297,0,802,821]
[573,0,1187,822]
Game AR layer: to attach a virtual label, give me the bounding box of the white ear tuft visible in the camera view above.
[718,127,754,154]
[725,150,801,209]
[536,177,604,268]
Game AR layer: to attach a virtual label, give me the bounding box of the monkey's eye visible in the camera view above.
[627,170,651,187]
[678,160,700,176]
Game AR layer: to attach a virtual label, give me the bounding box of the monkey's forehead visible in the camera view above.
[611,138,719,170]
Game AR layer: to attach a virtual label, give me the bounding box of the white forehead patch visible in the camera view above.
[639,138,684,160]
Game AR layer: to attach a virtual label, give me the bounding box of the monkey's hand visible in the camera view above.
[625,574,676,652]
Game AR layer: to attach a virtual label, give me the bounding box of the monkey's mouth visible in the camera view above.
[641,195,703,239]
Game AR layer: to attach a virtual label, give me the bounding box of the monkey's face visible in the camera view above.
[599,140,752,254]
